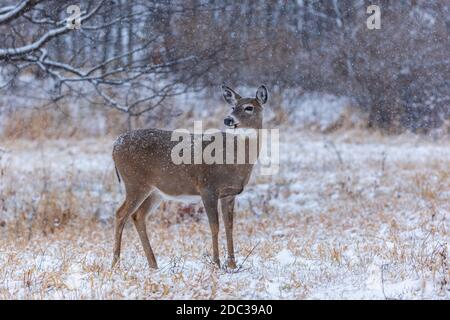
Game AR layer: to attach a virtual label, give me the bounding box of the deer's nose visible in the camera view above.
[224,117,234,127]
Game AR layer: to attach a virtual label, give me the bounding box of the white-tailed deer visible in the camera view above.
[111,85,268,269]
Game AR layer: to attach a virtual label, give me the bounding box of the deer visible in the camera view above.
[111,85,269,269]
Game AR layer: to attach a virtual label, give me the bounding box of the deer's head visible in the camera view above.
[222,85,268,129]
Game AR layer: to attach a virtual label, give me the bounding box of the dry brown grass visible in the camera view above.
[0,131,449,299]
[1,105,131,140]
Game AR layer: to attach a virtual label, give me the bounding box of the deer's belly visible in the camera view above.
[158,191,202,204]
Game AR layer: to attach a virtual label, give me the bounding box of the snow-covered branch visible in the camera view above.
[0,1,105,59]
[0,0,41,25]
[0,25,71,58]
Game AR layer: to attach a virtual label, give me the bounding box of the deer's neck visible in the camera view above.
[256,122,264,159]
[241,124,263,163]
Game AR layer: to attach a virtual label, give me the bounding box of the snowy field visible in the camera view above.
[0,131,448,299]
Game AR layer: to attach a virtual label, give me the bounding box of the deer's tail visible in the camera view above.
[115,165,121,184]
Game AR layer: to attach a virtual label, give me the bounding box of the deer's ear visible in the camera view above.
[222,85,241,105]
[256,85,268,105]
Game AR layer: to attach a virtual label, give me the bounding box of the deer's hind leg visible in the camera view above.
[131,191,162,269]
[112,186,151,268]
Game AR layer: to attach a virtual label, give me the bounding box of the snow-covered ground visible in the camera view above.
[0,131,449,299]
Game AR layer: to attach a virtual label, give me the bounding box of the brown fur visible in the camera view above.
[111,85,268,269]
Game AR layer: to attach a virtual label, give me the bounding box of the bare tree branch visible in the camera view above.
[0,1,276,120]
[0,0,105,58]
[0,0,41,25]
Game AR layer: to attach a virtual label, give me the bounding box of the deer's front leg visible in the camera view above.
[201,190,220,268]
[220,196,237,269]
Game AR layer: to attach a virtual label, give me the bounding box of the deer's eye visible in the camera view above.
[244,106,254,113]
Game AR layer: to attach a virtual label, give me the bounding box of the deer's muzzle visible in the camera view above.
[224,116,236,128]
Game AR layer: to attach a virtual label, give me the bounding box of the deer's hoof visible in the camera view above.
[111,257,120,269]
[227,259,237,269]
